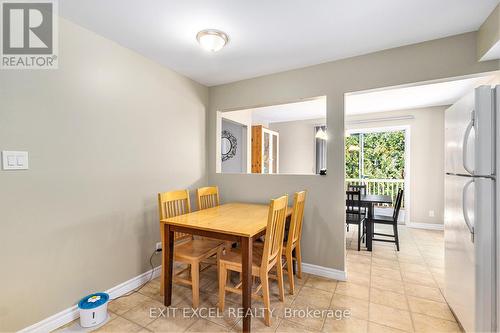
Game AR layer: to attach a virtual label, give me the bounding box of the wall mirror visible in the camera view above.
[221,130,237,161]
[216,96,327,175]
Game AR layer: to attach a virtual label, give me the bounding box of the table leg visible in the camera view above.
[366,204,373,251]
[241,236,252,333]
[163,224,174,306]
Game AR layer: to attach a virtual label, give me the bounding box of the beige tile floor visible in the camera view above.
[56,225,460,333]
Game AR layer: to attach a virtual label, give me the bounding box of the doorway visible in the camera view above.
[345,126,410,224]
[221,118,248,173]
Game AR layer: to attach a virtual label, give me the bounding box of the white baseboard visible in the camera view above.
[407,222,444,230]
[302,262,347,281]
[21,261,346,332]
[19,266,162,333]
[107,266,162,300]
[18,304,80,333]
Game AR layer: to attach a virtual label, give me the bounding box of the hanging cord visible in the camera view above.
[110,249,159,301]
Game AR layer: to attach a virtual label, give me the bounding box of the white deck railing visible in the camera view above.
[345,178,405,207]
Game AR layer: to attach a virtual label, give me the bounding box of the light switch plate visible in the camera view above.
[2,151,29,170]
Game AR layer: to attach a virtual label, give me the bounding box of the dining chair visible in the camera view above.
[346,190,366,251]
[158,189,224,308]
[196,186,220,210]
[196,185,235,249]
[347,184,367,215]
[370,189,404,251]
[282,190,306,295]
[218,195,288,327]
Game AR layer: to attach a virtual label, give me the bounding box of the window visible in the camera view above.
[345,130,405,179]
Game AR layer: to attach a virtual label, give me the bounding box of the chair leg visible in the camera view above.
[276,259,285,302]
[357,223,361,251]
[295,243,302,279]
[393,223,400,251]
[286,251,295,295]
[190,262,200,308]
[261,271,272,326]
[216,248,223,279]
[218,264,227,311]
[224,241,233,253]
[362,220,366,243]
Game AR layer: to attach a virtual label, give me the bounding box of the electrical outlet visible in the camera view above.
[429,210,435,218]
[156,242,162,251]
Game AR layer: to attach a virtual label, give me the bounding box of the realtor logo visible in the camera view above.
[1,0,58,69]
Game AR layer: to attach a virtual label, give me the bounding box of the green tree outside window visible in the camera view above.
[345,131,405,179]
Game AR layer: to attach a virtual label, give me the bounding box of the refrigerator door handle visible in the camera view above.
[462,110,475,175]
[462,178,475,242]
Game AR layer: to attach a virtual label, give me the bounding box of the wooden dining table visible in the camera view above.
[160,202,292,333]
[359,194,393,251]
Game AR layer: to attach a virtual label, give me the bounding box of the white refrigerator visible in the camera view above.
[444,85,498,332]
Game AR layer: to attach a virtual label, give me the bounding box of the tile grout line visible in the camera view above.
[348,226,460,332]
[402,229,417,333]
[367,246,373,331]
[370,226,416,332]
[318,278,339,332]
[94,226,451,333]
[406,228,459,328]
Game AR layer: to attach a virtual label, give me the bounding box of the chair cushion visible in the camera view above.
[174,239,223,260]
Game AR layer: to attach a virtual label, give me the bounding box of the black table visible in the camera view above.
[359,194,393,251]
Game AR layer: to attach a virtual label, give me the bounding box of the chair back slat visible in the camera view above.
[288,191,307,247]
[346,190,362,223]
[197,186,220,210]
[158,190,192,242]
[392,189,404,221]
[348,184,367,195]
[261,195,288,268]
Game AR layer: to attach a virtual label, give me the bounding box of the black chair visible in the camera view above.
[347,184,367,214]
[370,189,404,251]
[346,190,366,251]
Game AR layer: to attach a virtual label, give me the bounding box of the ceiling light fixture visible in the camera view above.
[196,29,229,52]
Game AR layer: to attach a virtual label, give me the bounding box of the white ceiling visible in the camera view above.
[60,0,499,86]
[345,75,494,115]
[249,98,326,124]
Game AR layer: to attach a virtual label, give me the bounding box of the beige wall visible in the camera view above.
[208,32,499,275]
[269,118,326,174]
[346,107,446,225]
[0,19,208,331]
[478,3,500,60]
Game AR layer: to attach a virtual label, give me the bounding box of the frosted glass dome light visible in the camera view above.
[196,29,229,52]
